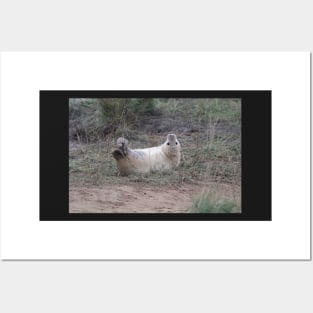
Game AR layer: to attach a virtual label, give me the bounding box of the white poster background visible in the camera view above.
[0,52,310,260]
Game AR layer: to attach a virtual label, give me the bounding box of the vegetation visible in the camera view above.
[69,98,158,142]
[191,190,238,213]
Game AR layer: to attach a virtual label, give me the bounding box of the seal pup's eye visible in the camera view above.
[175,142,178,145]
[167,142,170,145]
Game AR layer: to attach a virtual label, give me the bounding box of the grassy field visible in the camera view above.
[69,98,241,213]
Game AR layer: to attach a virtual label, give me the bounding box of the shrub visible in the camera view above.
[69,98,157,142]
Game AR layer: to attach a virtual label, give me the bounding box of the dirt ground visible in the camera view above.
[69,183,239,213]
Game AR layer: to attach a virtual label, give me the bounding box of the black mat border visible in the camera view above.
[40,90,271,221]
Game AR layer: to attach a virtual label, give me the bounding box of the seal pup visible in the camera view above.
[112,134,181,176]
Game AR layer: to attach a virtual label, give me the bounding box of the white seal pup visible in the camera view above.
[112,134,181,176]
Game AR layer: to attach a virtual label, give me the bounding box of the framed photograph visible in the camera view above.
[0,52,310,260]
[40,90,271,221]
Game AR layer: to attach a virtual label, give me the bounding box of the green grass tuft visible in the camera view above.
[192,191,237,213]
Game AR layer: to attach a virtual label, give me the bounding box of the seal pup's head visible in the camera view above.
[162,134,181,157]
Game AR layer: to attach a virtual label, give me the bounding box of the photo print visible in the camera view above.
[40,90,271,221]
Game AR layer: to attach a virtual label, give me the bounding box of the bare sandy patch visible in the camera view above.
[69,183,239,213]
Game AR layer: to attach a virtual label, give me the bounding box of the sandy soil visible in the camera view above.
[69,184,200,213]
[69,183,240,213]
